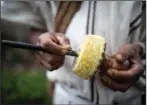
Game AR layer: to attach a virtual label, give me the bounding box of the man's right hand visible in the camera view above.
[36,32,71,71]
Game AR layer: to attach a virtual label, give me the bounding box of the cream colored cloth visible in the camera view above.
[1,1,145,104]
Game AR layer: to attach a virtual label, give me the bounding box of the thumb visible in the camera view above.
[115,54,126,63]
[115,44,134,63]
[115,50,131,63]
[55,33,71,49]
[54,33,71,55]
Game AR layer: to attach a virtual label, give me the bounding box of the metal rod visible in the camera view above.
[1,40,78,57]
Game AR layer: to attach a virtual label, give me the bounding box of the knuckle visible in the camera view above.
[38,33,47,40]
[38,34,52,45]
[56,33,69,43]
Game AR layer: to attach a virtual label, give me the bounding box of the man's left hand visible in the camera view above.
[100,43,144,92]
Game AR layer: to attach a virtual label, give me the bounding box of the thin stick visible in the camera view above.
[1,40,78,57]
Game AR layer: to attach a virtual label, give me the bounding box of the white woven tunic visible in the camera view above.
[1,1,145,104]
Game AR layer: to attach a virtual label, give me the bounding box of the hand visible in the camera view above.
[36,32,71,71]
[100,43,144,92]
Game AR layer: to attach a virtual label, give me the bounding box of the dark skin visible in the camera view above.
[35,32,71,97]
[36,32,144,92]
[36,32,71,71]
[30,31,70,97]
[99,43,144,92]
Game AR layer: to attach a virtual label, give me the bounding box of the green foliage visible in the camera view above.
[1,70,52,105]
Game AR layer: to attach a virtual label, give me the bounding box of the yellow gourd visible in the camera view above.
[73,35,106,79]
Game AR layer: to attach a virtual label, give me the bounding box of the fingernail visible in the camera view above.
[61,49,69,55]
[123,60,130,69]
[116,54,123,60]
[63,45,71,49]
[61,45,71,55]
[107,69,113,76]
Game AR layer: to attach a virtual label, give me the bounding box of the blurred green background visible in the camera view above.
[1,13,53,104]
[1,70,52,105]
[1,47,52,105]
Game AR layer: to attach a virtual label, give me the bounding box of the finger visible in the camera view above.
[42,52,64,66]
[50,56,64,66]
[99,55,111,73]
[37,51,57,65]
[115,60,130,70]
[36,53,42,66]
[39,34,68,55]
[133,42,144,55]
[36,52,53,70]
[37,51,64,70]
[130,59,144,75]
[100,75,132,92]
[115,54,126,63]
[106,62,142,82]
[41,39,67,55]
[37,51,51,62]
[123,60,130,69]
[49,56,64,67]
[115,43,142,63]
[55,33,71,48]
[115,44,134,62]
[109,57,130,70]
[51,61,64,70]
